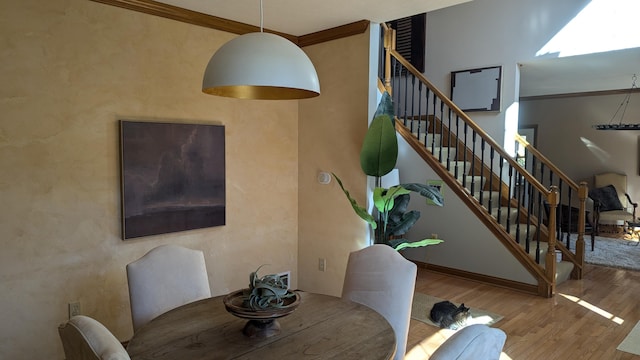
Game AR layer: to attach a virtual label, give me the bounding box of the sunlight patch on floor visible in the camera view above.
[559,293,624,324]
[467,315,494,325]
[405,329,453,360]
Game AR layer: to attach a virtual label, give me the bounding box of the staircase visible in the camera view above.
[411,129,575,285]
[381,24,588,297]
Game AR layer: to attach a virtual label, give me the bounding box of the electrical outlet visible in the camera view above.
[276,271,291,289]
[318,258,326,272]
[68,302,81,319]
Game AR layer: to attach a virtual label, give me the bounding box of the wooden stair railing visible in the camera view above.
[381,24,584,297]
[514,134,588,278]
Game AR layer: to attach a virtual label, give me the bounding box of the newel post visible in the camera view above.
[545,186,559,296]
[383,24,395,94]
[573,182,588,279]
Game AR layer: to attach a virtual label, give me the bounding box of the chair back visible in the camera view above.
[342,244,417,360]
[430,324,506,360]
[595,172,628,208]
[58,315,130,360]
[126,244,211,331]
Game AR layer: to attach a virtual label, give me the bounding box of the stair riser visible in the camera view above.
[474,191,501,208]
[429,148,456,163]
[491,207,519,224]
[413,133,441,147]
[456,174,486,193]
[444,161,471,177]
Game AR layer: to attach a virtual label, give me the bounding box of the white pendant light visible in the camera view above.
[202,0,320,100]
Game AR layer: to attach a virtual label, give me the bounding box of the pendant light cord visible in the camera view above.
[608,73,636,125]
[260,0,264,32]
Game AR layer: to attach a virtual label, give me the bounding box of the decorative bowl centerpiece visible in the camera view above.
[223,266,300,338]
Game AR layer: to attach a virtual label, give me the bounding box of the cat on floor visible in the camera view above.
[429,300,471,330]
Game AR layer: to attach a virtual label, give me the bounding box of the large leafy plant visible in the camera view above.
[333,92,444,250]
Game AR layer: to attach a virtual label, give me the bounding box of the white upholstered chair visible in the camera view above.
[58,315,130,360]
[590,172,637,235]
[430,324,506,360]
[126,244,211,331]
[342,244,417,360]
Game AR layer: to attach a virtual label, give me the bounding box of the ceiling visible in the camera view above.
[154,0,639,97]
[519,47,640,98]
[153,0,471,36]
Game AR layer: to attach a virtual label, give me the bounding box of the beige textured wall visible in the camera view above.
[0,0,300,358]
[298,32,370,296]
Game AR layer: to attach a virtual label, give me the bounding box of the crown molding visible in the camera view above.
[298,20,370,47]
[520,87,640,102]
[89,0,369,46]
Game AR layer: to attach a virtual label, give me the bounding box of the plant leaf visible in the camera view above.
[374,186,411,214]
[374,91,395,119]
[360,113,398,177]
[332,173,377,229]
[389,210,420,236]
[393,238,444,251]
[400,183,444,206]
[372,187,387,214]
[388,193,411,220]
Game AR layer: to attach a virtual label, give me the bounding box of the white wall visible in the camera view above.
[520,93,640,196]
[423,0,591,148]
[398,137,536,284]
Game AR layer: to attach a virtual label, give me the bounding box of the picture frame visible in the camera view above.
[119,120,225,239]
[451,65,502,112]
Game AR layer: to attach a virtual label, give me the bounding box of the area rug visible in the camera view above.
[585,235,640,271]
[617,320,640,355]
[411,292,503,328]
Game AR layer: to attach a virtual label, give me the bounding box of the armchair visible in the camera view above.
[589,172,637,236]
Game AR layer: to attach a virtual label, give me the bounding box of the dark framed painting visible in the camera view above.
[451,65,502,112]
[120,120,225,239]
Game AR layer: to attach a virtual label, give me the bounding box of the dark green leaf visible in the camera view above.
[388,193,411,218]
[374,91,395,120]
[389,210,420,236]
[401,183,444,206]
[360,113,398,177]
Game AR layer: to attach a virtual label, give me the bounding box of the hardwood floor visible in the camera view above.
[406,265,640,359]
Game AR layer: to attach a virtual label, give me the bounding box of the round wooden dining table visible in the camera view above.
[126,291,396,360]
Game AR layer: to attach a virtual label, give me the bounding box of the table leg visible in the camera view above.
[242,319,281,338]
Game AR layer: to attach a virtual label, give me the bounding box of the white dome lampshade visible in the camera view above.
[202,32,320,100]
